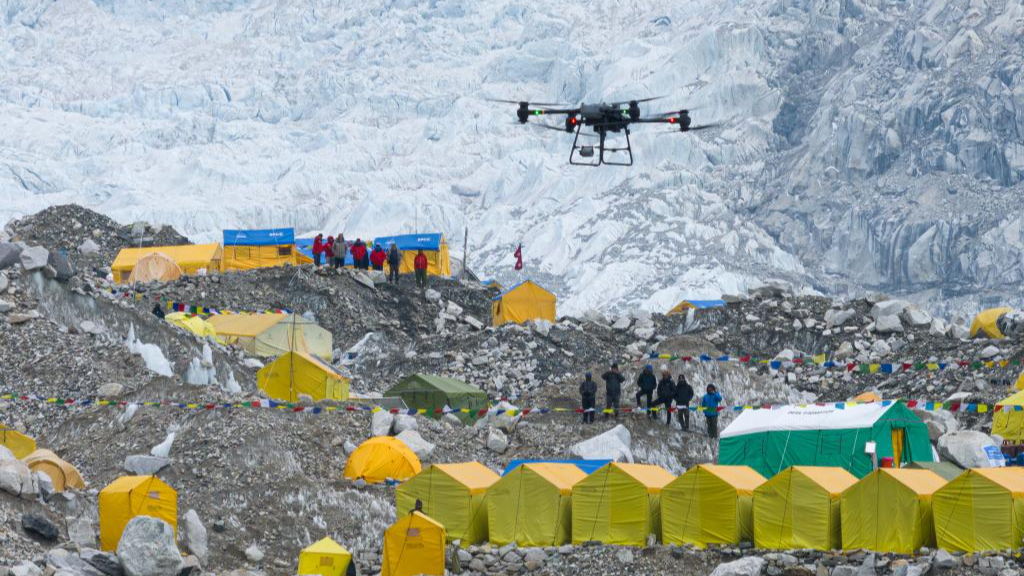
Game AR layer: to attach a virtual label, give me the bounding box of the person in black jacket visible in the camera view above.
[601,363,625,420]
[579,372,597,424]
[653,369,676,425]
[635,365,658,419]
[675,372,695,430]
[387,244,402,284]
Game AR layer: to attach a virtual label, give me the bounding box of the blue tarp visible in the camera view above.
[296,238,355,266]
[501,459,612,476]
[223,228,295,246]
[682,299,726,309]
[373,233,443,251]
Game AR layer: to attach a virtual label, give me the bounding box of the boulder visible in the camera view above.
[0,272,7,292]
[79,320,104,335]
[913,409,959,442]
[97,383,124,397]
[570,424,633,462]
[68,516,97,549]
[978,345,1001,359]
[875,315,904,334]
[395,430,435,460]
[901,306,932,327]
[22,513,59,541]
[245,545,264,563]
[123,455,171,476]
[371,410,395,436]
[0,299,11,314]
[870,340,891,357]
[392,414,418,434]
[463,315,484,330]
[182,510,208,565]
[424,289,441,302]
[938,430,1003,468]
[0,242,23,270]
[710,557,766,576]
[826,309,857,328]
[47,250,76,281]
[474,400,522,433]
[11,561,43,576]
[117,516,183,576]
[79,239,101,255]
[367,270,387,285]
[19,246,49,271]
[0,460,38,499]
[611,317,632,331]
[80,549,122,576]
[353,272,375,289]
[343,440,358,455]
[446,301,464,316]
[46,549,105,576]
[933,549,956,569]
[871,300,910,321]
[486,428,508,454]
[834,342,855,360]
[929,319,949,337]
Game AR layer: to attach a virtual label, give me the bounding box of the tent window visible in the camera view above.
[147,491,161,499]
[320,558,334,566]
[278,246,292,256]
[743,436,766,459]
[818,435,844,455]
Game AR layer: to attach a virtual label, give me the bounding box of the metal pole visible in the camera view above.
[462,227,468,280]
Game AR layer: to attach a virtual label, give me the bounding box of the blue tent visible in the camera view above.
[296,238,355,266]
[373,233,443,251]
[223,228,295,246]
[502,459,611,476]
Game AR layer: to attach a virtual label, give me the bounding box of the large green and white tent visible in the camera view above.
[384,374,489,425]
[719,402,933,478]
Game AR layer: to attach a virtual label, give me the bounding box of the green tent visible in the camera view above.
[906,460,963,481]
[719,401,932,478]
[385,374,489,425]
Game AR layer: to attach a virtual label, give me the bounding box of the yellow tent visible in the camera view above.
[344,437,422,484]
[841,468,947,553]
[257,351,349,402]
[1015,371,1024,391]
[970,307,1012,339]
[112,244,222,284]
[127,252,183,284]
[488,463,588,547]
[99,476,177,551]
[164,312,219,340]
[993,389,1024,441]
[0,428,37,460]
[571,462,675,546]
[382,511,446,576]
[297,537,352,576]
[933,468,1024,553]
[753,466,857,551]
[208,313,332,360]
[23,449,86,493]
[851,391,882,403]
[662,464,766,548]
[395,462,499,545]
[491,281,556,327]
[374,234,452,277]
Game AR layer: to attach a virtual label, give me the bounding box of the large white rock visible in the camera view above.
[116,516,183,576]
[393,414,418,434]
[870,300,910,322]
[486,428,508,454]
[395,430,435,460]
[19,245,49,271]
[0,460,38,499]
[124,455,171,475]
[570,424,633,463]
[874,314,904,334]
[182,509,208,565]
[68,516,97,549]
[929,319,949,337]
[825,308,857,328]
[710,557,766,576]
[371,410,395,436]
[475,401,521,433]
[937,430,1002,469]
[0,243,22,270]
[901,306,932,327]
[913,409,959,442]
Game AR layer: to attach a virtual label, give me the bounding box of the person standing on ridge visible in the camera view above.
[333,234,347,269]
[579,372,597,424]
[654,368,676,425]
[414,249,429,289]
[601,363,624,420]
[387,243,402,284]
[370,244,386,271]
[312,234,324,268]
[635,365,657,419]
[324,236,335,269]
[351,239,367,270]
[701,384,723,439]
[675,371,695,430]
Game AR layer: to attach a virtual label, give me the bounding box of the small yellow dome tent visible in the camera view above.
[344,437,422,484]
[257,351,349,402]
[382,511,446,576]
[753,466,857,550]
[395,462,499,545]
[99,476,177,551]
[491,281,556,326]
[164,312,219,340]
[993,389,1024,441]
[127,252,183,284]
[23,449,86,493]
[487,463,588,547]
[661,464,766,548]
[933,468,1024,553]
[297,537,352,576]
[208,313,333,360]
[0,427,37,460]
[841,468,947,554]
[571,462,675,546]
[970,307,1012,339]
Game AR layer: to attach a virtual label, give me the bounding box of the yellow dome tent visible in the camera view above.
[841,468,947,553]
[1015,371,1024,391]
[0,428,37,460]
[382,511,446,576]
[933,468,1024,553]
[344,437,422,484]
[487,463,588,547]
[208,313,333,360]
[257,351,349,403]
[23,449,86,493]
[661,464,766,548]
[395,462,499,545]
[850,391,882,403]
[112,244,222,284]
[297,537,352,576]
[127,252,183,284]
[164,312,219,340]
[571,462,675,546]
[970,307,1012,339]
[491,281,556,327]
[753,466,857,550]
[99,476,177,551]
[993,389,1024,441]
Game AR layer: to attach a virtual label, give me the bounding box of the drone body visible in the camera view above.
[497,97,712,166]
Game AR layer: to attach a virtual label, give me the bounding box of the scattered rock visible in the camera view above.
[711,557,766,576]
[79,239,101,255]
[97,383,125,397]
[81,549,122,576]
[486,428,508,454]
[21,513,59,541]
[0,242,23,270]
[570,424,632,462]
[0,460,38,499]
[371,410,395,437]
[123,455,172,476]
[938,430,1002,468]
[69,516,98,549]
[19,245,49,271]
[393,414,418,434]
[395,430,435,459]
[874,314,904,334]
[117,516,183,576]
[182,510,208,565]
[245,545,265,563]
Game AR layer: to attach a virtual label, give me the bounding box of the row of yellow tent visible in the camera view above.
[2,428,86,493]
[388,460,1024,554]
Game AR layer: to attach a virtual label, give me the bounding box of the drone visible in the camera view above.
[491,97,717,166]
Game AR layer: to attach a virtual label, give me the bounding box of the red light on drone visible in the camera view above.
[668,117,677,124]
[570,117,578,125]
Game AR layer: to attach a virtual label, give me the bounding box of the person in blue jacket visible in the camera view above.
[701,384,723,439]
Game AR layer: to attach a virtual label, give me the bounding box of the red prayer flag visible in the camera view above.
[514,244,523,270]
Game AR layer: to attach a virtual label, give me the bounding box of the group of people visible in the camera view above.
[310,234,431,288]
[578,363,724,438]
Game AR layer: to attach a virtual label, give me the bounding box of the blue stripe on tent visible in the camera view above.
[373,233,442,251]
[296,238,355,265]
[223,228,295,246]
[501,459,612,476]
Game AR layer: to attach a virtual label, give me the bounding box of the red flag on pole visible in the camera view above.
[514,244,523,270]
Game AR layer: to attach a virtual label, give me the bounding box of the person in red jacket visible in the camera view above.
[324,236,335,268]
[311,234,324,268]
[414,250,429,289]
[350,239,367,270]
[369,244,387,271]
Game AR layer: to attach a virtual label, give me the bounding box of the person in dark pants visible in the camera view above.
[414,250,429,289]
[351,239,367,270]
[701,384,723,439]
[370,244,387,271]
[579,372,597,424]
[601,363,624,419]
[312,233,324,268]
[387,244,402,283]
[653,369,676,425]
[635,365,657,419]
[675,372,694,430]
[333,234,347,268]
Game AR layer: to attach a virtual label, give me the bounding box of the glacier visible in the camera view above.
[1,0,1022,315]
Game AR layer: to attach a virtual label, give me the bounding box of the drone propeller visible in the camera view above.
[650,108,700,118]
[485,98,572,108]
[683,124,719,132]
[608,95,666,107]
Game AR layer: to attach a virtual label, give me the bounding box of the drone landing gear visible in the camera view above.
[569,125,634,166]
